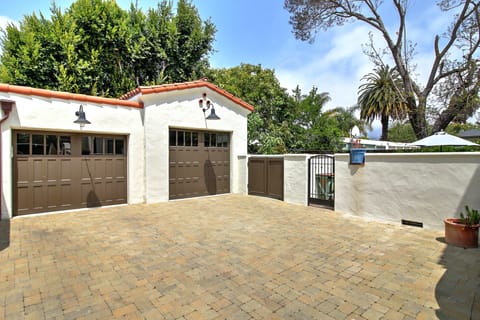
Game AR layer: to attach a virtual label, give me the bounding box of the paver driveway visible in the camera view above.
[0,195,479,320]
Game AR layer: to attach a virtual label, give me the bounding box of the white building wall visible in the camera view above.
[284,154,309,206]
[335,152,480,230]
[237,155,247,194]
[0,93,145,219]
[142,87,249,203]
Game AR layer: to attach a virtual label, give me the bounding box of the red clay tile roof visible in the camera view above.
[0,83,144,108]
[120,78,254,112]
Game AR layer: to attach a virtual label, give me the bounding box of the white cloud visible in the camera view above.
[276,24,376,109]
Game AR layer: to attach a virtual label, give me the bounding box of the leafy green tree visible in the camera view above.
[207,64,293,153]
[284,0,480,139]
[207,65,343,153]
[324,105,371,138]
[387,121,417,143]
[0,0,215,97]
[358,65,408,141]
[292,86,343,151]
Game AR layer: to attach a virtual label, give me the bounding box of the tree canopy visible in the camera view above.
[0,0,216,97]
[207,64,345,153]
[285,0,480,139]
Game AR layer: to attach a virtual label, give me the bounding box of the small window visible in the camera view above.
[192,132,198,146]
[60,136,71,155]
[177,131,184,146]
[32,134,44,155]
[210,133,216,148]
[220,134,229,148]
[82,136,92,155]
[17,133,30,155]
[115,138,124,155]
[204,133,210,147]
[185,131,192,146]
[93,137,104,154]
[46,135,58,155]
[222,134,229,148]
[169,130,176,146]
[106,138,114,154]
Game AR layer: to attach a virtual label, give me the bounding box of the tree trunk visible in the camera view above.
[380,114,389,141]
[408,96,429,139]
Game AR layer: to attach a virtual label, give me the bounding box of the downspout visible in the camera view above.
[0,100,14,221]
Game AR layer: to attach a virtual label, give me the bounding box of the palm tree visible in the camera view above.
[325,105,371,137]
[358,65,408,141]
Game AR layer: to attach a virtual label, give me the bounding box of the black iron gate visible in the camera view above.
[308,154,334,208]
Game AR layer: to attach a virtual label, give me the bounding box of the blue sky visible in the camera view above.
[0,1,453,137]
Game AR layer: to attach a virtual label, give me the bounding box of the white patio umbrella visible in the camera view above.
[410,131,479,150]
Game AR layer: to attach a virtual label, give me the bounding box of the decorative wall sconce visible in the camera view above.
[74,104,91,127]
[198,93,220,120]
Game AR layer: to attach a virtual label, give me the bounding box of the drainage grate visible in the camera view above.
[401,219,423,228]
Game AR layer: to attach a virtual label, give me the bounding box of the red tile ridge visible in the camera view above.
[0,83,144,108]
[120,79,254,112]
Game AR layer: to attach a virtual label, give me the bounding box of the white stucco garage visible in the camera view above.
[0,79,253,219]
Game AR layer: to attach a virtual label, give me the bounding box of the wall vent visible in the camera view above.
[401,219,423,228]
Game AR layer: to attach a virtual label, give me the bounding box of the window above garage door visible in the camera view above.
[16,132,72,156]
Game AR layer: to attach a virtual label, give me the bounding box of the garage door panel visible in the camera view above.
[47,184,59,209]
[114,158,126,179]
[104,181,113,204]
[47,159,59,182]
[60,159,73,182]
[94,158,105,179]
[105,159,113,179]
[33,159,44,182]
[80,182,92,204]
[33,185,46,210]
[16,186,31,214]
[16,159,29,183]
[113,180,127,202]
[60,183,73,208]
[81,159,93,180]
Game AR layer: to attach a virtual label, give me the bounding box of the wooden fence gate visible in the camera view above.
[308,154,334,208]
[248,157,284,200]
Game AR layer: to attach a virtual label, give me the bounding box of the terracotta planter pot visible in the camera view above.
[444,218,479,248]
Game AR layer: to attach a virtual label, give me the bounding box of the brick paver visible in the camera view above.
[0,194,479,319]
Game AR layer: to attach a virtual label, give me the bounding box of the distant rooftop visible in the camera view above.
[458,129,480,138]
[342,137,417,150]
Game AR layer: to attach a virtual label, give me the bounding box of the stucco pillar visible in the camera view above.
[283,154,310,206]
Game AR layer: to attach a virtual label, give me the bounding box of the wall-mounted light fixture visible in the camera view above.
[198,93,220,120]
[74,104,91,127]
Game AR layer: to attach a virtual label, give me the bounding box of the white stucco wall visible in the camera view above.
[237,155,247,194]
[0,93,145,219]
[142,87,249,203]
[335,152,480,230]
[284,154,309,206]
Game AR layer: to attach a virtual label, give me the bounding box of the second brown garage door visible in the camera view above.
[14,131,127,216]
[169,129,230,199]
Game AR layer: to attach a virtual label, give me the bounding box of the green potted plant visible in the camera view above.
[444,206,480,248]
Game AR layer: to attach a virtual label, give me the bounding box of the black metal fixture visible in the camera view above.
[74,104,91,127]
[198,93,220,120]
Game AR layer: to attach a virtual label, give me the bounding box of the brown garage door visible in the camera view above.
[169,129,230,199]
[14,131,127,216]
